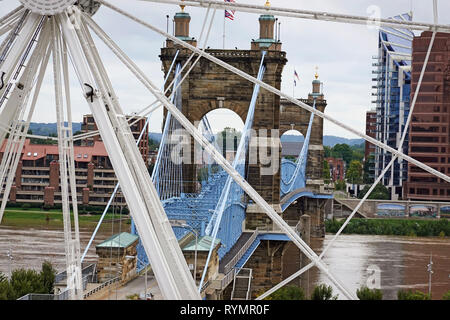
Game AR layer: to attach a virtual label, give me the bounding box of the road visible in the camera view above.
[88,273,162,300]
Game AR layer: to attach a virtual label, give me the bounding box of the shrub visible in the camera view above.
[397,289,431,300]
[311,284,338,300]
[40,261,56,294]
[42,204,53,211]
[0,262,56,300]
[21,203,31,210]
[265,286,306,300]
[442,290,450,300]
[335,180,346,191]
[356,286,383,300]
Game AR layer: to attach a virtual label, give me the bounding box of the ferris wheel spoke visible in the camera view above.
[87,2,356,300]
[50,15,84,300]
[141,0,448,33]
[315,0,439,275]
[0,9,25,38]
[0,23,52,223]
[61,34,84,297]
[100,0,450,189]
[0,12,42,108]
[57,9,199,300]
[0,6,24,29]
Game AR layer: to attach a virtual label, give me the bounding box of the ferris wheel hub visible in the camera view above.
[19,0,77,15]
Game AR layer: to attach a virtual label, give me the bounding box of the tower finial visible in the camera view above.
[265,0,271,8]
[315,66,319,79]
[180,0,185,12]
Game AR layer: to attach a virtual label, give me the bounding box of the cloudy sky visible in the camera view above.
[1,0,449,138]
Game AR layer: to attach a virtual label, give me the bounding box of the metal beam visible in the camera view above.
[94,1,357,299]
[140,0,450,33]
[58,9,199,300]
[100,0,450,186]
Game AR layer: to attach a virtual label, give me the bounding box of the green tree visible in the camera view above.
[0,262,57,300]
[335,179,346,191]
[331,144,353,165]
[265,286,306,300]
[311,284,338,300]
[0,280,13,300]
[443,290,450,300]
[346,160,363,185]
[0,272,6,283]
[358,183,390,200]
[323,160,331,184]
[356,286,383,300]
[363,155,375,184]
[397,289,431,300]
[9,269,44,299]
[40,261,56,294]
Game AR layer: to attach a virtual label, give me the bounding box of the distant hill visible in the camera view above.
[281,134,364,147]
[27,123,364,148]
[149,132,163,142]
[28,122,82,136]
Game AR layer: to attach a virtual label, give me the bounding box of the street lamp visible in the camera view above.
[6,248,13,279]
[427,254,433,295]
[125,255,150,300]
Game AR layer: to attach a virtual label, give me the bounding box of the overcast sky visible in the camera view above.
[1,0,449,138]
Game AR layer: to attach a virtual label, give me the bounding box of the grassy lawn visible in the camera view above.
[1,208,131,230]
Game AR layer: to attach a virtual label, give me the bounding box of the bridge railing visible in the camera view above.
[223,229,259,275]
[83,276,121,299]
[261,220,301,235]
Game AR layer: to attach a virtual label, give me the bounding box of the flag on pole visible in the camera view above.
[225,0,236,20]
[294,69,300,86]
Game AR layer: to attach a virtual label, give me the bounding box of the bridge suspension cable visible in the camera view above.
[280,98,316,196]
[198,51,267,291]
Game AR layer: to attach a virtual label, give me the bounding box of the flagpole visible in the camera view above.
[223,14,226,49]
[293,68,295,97]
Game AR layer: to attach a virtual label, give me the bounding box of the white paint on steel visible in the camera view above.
[140,0,450,33]
[19,0,76,15]
[92,2,357,299]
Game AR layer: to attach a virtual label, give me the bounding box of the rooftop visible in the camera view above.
[182,235,221,252]
[96,232,139,249]
[0,139,108,162]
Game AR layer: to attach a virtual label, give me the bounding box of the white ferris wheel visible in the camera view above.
[0,0,448,300]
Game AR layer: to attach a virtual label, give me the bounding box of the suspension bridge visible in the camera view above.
[0,0,447,301]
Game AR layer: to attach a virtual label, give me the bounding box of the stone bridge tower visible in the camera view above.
[160,4,329,298]
[160,7,287,215]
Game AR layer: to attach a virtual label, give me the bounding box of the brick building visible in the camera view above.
[365,109,377,182]
[405,31,450,201]
[365,110,377,160]
[326,157,345,182]
[0,115,149,207]
[81,114,149,165]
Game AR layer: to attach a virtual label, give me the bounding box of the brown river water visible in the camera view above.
[309,234,450,300]
[0,226,448,300]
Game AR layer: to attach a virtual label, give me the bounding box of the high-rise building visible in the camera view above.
[373,13,413,200]
[404,31,450,201]
[365,109,377,182]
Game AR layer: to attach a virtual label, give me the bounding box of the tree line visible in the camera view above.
[262,284,450,300]
[0,261,56,300]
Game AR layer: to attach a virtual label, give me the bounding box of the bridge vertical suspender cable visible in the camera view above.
[199,52,267,291]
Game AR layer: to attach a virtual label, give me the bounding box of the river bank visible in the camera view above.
[325,218,450,237]
[310,234,450,300]
[1,208,131,230]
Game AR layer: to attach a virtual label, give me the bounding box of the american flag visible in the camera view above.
[294,69,300,86]
[225,0,236,21]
